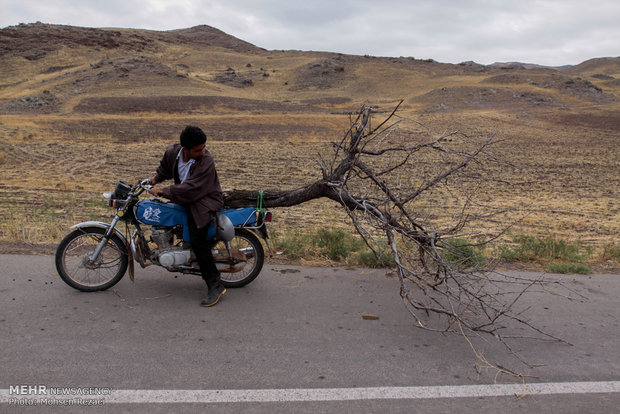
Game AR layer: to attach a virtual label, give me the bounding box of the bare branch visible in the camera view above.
[222,103,574,376]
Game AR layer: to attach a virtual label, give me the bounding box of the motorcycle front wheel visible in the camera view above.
[55,227,128,292]
[214,228,264,288]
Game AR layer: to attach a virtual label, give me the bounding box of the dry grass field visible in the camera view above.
[1,23,619,270]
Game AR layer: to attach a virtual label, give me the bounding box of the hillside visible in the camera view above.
[2,23,619,121]
[0,22,619,267]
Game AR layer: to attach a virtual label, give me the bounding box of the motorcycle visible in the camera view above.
[55,179,271,292]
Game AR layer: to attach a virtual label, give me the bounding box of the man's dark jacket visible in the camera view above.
[154,143,223,229]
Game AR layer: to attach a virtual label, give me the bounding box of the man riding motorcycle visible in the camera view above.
[149,125,226,307]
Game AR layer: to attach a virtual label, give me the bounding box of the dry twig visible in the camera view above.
[223,103,573,375]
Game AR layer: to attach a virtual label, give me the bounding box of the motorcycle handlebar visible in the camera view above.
[139,179,153,190]
[128,179,152,197]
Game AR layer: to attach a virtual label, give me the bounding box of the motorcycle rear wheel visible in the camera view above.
[55,227,128,292]
[214,228,264,288]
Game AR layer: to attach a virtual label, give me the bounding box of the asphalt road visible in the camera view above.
[1,254,619,413]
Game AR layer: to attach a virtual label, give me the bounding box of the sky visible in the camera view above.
[1,0,619,66]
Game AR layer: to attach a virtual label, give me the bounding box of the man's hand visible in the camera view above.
[149,186,163,197]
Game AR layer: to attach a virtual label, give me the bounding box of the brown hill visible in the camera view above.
[0,22,263,59]
[0,23,617,120]
[1,22,619,117]
[565,57,620,76]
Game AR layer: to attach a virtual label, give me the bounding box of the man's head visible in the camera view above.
[180,126,206,148]
[180,126,207,160]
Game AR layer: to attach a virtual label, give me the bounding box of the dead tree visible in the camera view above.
[224,103,570,374]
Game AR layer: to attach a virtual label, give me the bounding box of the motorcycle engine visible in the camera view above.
[158,249,191,268]
[150,227,174,249]
[150,227,191,268]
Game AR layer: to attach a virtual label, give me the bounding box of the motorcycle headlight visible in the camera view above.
[112,181,132,199]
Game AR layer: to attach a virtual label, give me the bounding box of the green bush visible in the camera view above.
[272,228,310,260]
[356,249,395,268]
[497,233,593,274]
[441,238,486,270]
[498,234,591,262]
[547,262,591,274]
[273,227,393,267]
[601,243,620,262]
[310,228,365,262]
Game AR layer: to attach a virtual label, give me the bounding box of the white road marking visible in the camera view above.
[2,381,619,404]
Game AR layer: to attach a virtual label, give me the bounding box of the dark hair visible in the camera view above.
[180,126,206,149]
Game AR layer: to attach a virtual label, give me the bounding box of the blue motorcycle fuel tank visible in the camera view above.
[135,199,257,241]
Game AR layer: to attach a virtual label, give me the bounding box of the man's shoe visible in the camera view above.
[200,284,227,307]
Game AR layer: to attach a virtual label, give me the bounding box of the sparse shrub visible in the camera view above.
[272,228,309,260]
[356,249,395,268]
[273,227,393,267]
[441,238,486,270]
[547,262,591,274]
[498,234,590,262]
[310,228,365,262]
[497,234,594,273]
[601,243,620,262]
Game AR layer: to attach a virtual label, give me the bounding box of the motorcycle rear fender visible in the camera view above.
[70,221,128,245]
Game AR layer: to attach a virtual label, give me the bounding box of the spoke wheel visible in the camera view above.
[213,228,264,288]
[55,227,128,292]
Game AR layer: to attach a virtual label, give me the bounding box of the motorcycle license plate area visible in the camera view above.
[136,200,258,241]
